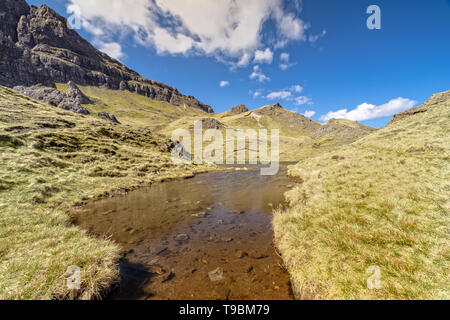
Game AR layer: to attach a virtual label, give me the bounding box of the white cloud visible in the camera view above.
[320,97,417,122]
[250,65,270,83]
[68,0,309,66]
[280,52,289,62]
[303,110,316,118]
[237,53,252,67]
[220,81,230,88]
[294,96,312,105]
[264,85,309,105]
[253,48,273,64]
[266,90,292,100]
[279,52,296,70]
[96,41,125,60]
[290,85,303,93]
[308,29,327,44]
[276,11,308,41]
[250,89,264,98]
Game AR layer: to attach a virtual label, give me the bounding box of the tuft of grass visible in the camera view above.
[274,90,450,300]
[0,86,214,299]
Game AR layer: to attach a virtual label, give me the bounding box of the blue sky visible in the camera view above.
[28,0,450,128]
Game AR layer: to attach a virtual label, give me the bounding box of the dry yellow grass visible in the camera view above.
[0,86,214,299]
[274,90,450,299]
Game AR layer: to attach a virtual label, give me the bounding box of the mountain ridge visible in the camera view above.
[0,0,213,113]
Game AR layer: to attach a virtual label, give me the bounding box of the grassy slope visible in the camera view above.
[54,85,374,162]
[0,86,213,299]
[274,90,450,299]
[158,105,375,162]
[55,83,205,131]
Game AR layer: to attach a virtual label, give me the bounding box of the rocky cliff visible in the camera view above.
[0,0,213,113]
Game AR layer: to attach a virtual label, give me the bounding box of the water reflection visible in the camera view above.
[73,164,295,300]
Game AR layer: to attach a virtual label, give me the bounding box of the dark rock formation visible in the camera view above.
[273,102,283,108]
[13,85,65,106]
[98,112,120,124]
[0,0,213,113]
[57,97,90,115]
[66,81,92,104]
[230,104,249,114]
[14,84,89,115]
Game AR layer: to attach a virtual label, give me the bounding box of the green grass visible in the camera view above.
[0,86,214,299]
[273,90,450,299]
[157,104,375,162]
[54,85,375,162]
[55,83,205,130]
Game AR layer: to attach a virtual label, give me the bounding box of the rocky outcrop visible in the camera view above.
[66,81,92,104]
[254,102,286,116]
[193,118,225,130]
[14,84,89,115]
[0,0,213,113]
[98,112,120,124]
[230,104,249,114]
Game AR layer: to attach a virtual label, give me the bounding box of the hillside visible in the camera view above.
[273,90,450,299]
[0,0,213,113]
[0,86,214,299]
[157,102,375,162]
[0,0,375,162]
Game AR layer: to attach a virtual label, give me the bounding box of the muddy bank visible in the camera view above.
[72,164,295,300]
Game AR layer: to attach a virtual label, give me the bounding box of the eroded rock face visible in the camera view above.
[13,85,65,106]
[14,84,90,115]
[0,0,213,113]
[230,104,249,114]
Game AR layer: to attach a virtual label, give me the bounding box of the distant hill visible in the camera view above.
[274,90,450,299]
[0,0,213,113]
[158,101,376,161]
[0,1,374,161]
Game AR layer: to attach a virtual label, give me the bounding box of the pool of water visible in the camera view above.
[72,164,295,300]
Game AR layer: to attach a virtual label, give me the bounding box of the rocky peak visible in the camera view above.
[0,1,214,113]
[230,104,249,114]
[273,102,283,109]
